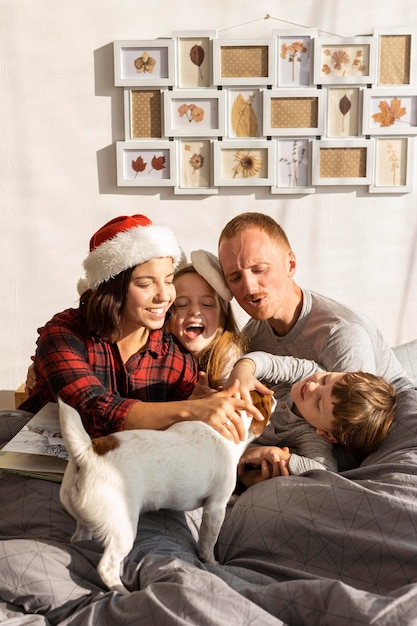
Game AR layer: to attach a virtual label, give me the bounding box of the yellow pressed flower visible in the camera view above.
[232,150,262,178]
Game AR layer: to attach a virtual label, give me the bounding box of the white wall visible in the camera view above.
[1,0,417,407]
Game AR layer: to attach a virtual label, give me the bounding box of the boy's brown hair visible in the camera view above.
[330,372,396,458]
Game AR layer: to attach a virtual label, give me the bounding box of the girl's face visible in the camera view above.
[290,371,345,435]
[170,273,223,357]
[121,257,176,333]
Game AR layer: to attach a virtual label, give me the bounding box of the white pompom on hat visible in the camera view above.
[190,249,232,303]
[77,214,181,294]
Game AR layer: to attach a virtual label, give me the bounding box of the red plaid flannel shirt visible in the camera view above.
[20,307,198,438]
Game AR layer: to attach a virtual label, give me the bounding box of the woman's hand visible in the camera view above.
[190,379,265,444]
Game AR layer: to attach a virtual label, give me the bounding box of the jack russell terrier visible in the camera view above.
[58,394,271,595]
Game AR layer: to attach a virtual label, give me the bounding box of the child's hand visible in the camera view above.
[188,371,217,399]
[238,446,291,487]
[225,358,273,404]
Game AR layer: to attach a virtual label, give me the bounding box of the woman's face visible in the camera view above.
[169,273,222,357]
[121,257,176,333]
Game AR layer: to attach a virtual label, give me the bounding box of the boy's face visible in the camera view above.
[290,371,345,439]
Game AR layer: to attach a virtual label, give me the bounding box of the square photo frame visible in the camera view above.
[271,137,315,194]
[312,139,373,185]
[213,39,275,86]
[227,88,263,138]
[369,136,414,193]
[173,30,215,88]
[114,40,174,87]
[326,87,362,137]
[313,36,377,85]
[263,88,324,136]
[163,89,225,137]
[362,88,417,135]
[116,141,176,187]
[374,28,417,86]
[124,88,162,139]
[274,29,317,87]
[174,139,218,195]
[213,140,273,186]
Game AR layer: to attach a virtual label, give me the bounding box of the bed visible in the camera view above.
[0,339,416,625]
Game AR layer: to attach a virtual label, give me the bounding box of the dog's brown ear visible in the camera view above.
[250,390,272,436]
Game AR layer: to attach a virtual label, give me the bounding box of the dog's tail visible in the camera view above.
[58,398,93,464]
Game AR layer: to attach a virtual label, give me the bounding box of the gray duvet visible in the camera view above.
[1,388,417,625]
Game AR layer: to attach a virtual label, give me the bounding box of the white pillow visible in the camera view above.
[393,338,417,385]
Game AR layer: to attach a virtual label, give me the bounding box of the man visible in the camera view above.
[218,211,410,389]
[218,212,413,476]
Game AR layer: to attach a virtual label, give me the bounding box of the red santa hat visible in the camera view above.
[77,214,181,294]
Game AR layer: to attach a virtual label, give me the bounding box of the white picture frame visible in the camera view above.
[174,139,218,195]
[213,39,275,86]
[114,40,174,87]
[163,89,225,137]
[172,30,216,88]
[263,88,325,136]
[123,88,163,140]
[374,27,417,87]
[274,29,317,87]
[362,88,417,135]
[313,36,377,85]
[369,136,414,193]
[116,141,176,187]
[213,140,274,186]
[271,138,315,194]
[326,87,362,137]
[312,139,374,185]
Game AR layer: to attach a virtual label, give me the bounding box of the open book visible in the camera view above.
[0,402,68,482]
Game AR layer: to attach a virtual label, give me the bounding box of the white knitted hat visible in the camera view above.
[77,214,181,294]
[190,249,232,302]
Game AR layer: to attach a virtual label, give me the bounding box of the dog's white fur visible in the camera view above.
[58,398,263,595]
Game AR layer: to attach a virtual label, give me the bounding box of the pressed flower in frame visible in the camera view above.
[322,47,366,76]
[189,153,204,173]
[178,103,205,123]
[134,52,156,73]
[232,149,262,178]
[280,40,308,81]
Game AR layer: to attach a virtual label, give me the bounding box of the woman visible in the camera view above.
[20,214,262,442]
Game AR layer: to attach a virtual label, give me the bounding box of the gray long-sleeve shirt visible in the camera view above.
[243,352,338,474]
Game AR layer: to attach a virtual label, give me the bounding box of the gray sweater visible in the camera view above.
[244,288,413,393]
[244,352,338,474]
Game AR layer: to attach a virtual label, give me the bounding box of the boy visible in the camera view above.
[227,353,397,488]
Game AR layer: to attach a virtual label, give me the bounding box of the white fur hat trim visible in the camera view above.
[78,224,181,293]
[190,249,232,302]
